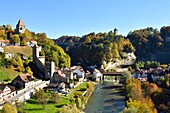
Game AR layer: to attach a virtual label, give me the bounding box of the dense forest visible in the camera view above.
[0,24,70,68]
[127,27,170,63]
[54,26,170,67]
[54,31,135,68]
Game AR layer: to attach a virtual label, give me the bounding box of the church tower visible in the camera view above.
[16,18,26,34]
[114,28,118,36]
[45,62,55,80]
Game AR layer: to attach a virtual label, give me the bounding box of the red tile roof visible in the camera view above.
[17,18,25,26]
[0,40,10,43]
[19,74,33,83]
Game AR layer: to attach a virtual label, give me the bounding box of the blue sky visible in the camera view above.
[1,0,170,39]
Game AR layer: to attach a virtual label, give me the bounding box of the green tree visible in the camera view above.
[119,71,132,85]
[20,39,27,46]
[35,89,47,105]
[0,52,5,67]
[11,34,20,45]
[22,29,32,41]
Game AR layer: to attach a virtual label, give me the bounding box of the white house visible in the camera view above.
[71,66,85,81]
[93,69,102,78]
[0,85,16,103]
[0,47,4,53]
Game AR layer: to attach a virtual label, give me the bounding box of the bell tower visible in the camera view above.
[114,28,118,36]
[16,18,26,34]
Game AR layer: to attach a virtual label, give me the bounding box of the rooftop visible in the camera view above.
[17,18,25,26]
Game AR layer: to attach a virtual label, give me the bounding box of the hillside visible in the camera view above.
[0,23,71,68]
[54,32,135,68]
[127,27,170,63]
[0,67,21,82]
[4,46,32,57]
[54,26,170,66]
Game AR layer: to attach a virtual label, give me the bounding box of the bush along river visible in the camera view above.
[84,81,125,113]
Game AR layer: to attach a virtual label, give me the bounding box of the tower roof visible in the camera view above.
[17,18,25,26]
[114,28,118,31]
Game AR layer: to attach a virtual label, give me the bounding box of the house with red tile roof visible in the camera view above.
[11,74,34,89]
[0,40,10,46]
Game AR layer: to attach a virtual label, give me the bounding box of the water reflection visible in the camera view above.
[84,82,125,113]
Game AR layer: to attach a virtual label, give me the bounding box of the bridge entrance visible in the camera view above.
[102,72,123,83]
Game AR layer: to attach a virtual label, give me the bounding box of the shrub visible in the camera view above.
[86,82,93,88]
[74,91,83,97]
[60,104,79,113]
[2,102,17,113]
[50,92,60,104]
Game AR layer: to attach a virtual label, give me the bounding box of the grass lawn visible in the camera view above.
[23,97,70,113]
[67,82,88,98]
[23,82,88,113]
[0,67,21,82]
[4,46,32,57]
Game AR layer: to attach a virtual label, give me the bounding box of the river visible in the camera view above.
[84,82,125,113]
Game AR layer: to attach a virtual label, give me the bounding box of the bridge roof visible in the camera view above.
[103,72,123,76]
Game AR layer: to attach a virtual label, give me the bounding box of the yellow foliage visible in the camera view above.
[2,102,17,113]
[127,98,157,113]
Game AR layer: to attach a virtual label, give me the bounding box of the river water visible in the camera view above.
[84,82,125,113]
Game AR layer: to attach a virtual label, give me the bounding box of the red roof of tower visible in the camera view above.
[17,18,25,26]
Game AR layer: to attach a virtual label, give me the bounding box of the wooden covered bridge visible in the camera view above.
[102,72,123,82]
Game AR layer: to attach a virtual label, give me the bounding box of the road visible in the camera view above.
[0,80,49,108]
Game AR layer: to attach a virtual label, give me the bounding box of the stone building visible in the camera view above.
[114,28,118,36]
[32,44,55,80]
[16,18,26,34]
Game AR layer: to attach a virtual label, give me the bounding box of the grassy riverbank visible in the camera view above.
[22,82,91,113]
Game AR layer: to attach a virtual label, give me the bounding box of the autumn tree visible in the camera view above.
[119,71,132,85]
[25,66,33,75]
[5,24,13,32]
[35,89,47,110]
[0,52,5,67]
[2,102,17,113]
[10,34,20,45]
[50,92,60,104]
[0,25,6,39]
[60,104,79,113]
[11,55,24,72]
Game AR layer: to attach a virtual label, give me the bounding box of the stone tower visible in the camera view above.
[45,62,55,80]
[114,28,118,36]
[16,18,26,34]
[32,45,39,63]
